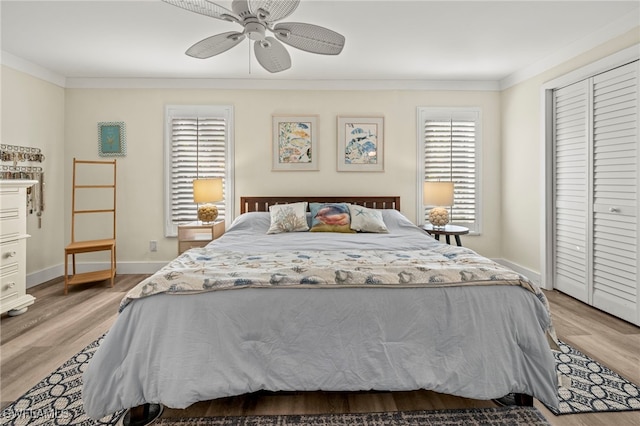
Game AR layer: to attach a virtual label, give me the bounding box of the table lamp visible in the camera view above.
[424,181,454,228]
[193,178,223,223]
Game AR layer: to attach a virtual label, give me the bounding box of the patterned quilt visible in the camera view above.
[121,244,551,318]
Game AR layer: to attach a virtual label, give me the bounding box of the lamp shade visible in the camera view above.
[423,181,454,206]
[193,178,223,203]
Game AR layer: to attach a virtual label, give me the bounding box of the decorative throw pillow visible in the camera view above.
[266,202,309,234]
[348,204,389,233]
[309,203,355,233]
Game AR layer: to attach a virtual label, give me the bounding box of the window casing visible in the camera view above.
[164,105,234,237]
[417,107,482,234]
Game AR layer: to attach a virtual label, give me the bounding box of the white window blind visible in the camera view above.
[164,105,234,237]
[417,108,481,233]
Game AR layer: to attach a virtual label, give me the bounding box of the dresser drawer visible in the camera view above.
[0,264,20,302]
[179,240,210,253]
[0,186,20,197]
[0,240,21,266]
[0,240,24,299]
[0,196,22,239]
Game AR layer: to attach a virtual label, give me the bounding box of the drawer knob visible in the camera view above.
[6,251,17,258]
[6,282,15,289]
[609,207,621,213]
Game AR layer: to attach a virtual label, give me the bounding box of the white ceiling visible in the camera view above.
[1,0,639,88]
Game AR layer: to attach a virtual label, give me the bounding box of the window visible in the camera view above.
[164,105,234,237]
[417,107,481,233]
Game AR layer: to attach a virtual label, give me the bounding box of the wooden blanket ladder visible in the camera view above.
[64,158,116,294]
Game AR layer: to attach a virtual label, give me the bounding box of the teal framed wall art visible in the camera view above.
[98,122,126,157]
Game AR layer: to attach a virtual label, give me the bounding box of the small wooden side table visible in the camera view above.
[177,221,225,254]
[421,224,469,246]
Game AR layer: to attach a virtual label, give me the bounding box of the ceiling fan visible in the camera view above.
[161,0,346,73]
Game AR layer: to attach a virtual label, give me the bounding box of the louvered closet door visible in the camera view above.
[591,61,639,324]
[553,80,590,303]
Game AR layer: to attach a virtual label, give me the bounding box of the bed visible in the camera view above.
[83,196,559,421]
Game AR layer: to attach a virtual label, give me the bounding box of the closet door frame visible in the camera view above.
[541,44,639,290]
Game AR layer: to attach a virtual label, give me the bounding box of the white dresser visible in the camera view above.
[1,180,37,316]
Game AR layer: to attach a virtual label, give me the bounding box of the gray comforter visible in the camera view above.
[83,210,559,418]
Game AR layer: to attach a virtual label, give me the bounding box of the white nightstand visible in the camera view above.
[177,221,225,255]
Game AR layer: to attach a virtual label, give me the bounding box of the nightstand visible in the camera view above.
[421,224,469,246]
[177,221,225,255]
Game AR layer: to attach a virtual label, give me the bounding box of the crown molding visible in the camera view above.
[1,50,66,87]
[0,52,499,90]
[63,77,500,91]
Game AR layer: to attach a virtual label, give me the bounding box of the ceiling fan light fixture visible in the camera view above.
[244,21,266,40]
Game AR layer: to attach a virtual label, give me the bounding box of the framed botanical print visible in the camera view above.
[98,122,126,157]
[337,116,384,172]
[272,115,318,171]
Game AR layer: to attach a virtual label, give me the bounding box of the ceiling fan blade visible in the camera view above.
[162,0,240,23]
[273,22,345,55]
[186,32,246,58]
[254,37,291,73]
[248,0,299,22]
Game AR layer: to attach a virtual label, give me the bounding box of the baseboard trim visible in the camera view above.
[27,266,63,288]
[492,258,542,287]
[26,261,167,288]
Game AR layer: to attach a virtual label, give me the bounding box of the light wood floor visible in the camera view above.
[1,275,639,425]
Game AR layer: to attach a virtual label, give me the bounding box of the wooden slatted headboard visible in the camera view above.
[240,196,400,214]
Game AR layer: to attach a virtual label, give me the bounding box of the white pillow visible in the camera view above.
[348,204,389,233]
[266,202,309,234]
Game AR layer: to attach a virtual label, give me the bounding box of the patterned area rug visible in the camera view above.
[154,407,549,425]
[1,336,638,425]
[0,336,122,426]
[548,340,640,414]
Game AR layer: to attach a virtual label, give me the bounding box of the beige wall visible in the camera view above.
[1,66,65,280]
[5,24,638,284]
[63,88,502,264]
[500,28,640,278]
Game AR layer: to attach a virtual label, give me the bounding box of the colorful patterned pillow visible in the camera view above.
[348,204,389,233]
[266,202,309,234]
[309,203,355,233]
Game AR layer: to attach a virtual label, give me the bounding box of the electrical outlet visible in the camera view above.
[149,240,158,252]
